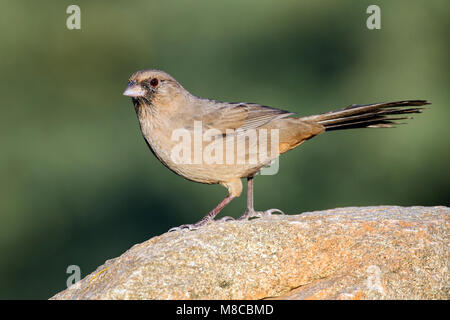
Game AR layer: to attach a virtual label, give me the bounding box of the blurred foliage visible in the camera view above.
[0,0,448,299]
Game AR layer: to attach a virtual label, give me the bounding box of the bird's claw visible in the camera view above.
[262,208,285,216]
[168,216,235,232]
[238,208,285,220]
[217,216,235,222]
[168,223,201,232]
[169,209,283,231]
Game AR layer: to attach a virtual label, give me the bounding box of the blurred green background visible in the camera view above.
[0,0,448,299]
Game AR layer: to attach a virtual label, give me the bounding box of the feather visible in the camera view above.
[300,100,430,131]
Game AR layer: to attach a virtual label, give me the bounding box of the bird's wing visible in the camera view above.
[201,102,295,133]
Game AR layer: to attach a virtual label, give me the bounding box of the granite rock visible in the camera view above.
[51,206,449,300]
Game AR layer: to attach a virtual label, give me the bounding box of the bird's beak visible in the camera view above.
[123,82,145,97]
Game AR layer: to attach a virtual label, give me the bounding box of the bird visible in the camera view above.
[123,69,429,231]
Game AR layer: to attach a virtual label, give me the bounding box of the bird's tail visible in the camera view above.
[300,100,430,131]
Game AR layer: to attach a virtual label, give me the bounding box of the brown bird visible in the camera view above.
[123,69,429,231]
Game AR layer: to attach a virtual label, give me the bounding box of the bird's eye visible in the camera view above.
[150,78,159,87]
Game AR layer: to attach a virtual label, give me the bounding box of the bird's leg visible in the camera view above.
[240,175,256,219]
[238,176,284,220]
[169,193,235,232]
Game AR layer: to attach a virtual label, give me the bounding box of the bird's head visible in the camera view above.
[123,69,184,106]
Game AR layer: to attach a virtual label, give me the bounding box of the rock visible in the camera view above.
[50,206,449,300]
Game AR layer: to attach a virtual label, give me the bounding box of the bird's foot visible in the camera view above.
[168,218,211,232]
[168,216,235,232]
[168,223,202,232]
[238,208,285,220]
